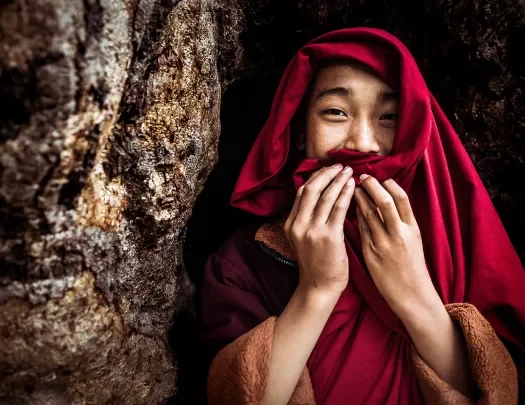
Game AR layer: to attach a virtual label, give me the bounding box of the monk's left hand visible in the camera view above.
[354,175,442,319]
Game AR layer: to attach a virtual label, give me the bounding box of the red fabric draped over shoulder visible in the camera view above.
[230,28,525,405]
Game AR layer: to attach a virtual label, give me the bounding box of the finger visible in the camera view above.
[327,176,355,227]
[285,166,326,232]
[284,185,304,235]
[354,187,388,244]
[288,166,326,227]
[285,166,335,242]
[359,175,400,232]
[381,179,415,224]
[313,166,354,223]
[356,205,373,247]
[294,164,344,225]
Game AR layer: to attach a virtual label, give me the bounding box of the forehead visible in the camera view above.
[312,62,393,94]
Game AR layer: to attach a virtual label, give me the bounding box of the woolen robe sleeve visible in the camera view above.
[201,252,316,405]
[412,303,518,405]
[201,247,517,404]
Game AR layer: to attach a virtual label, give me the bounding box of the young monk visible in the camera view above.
[200,28,524,405]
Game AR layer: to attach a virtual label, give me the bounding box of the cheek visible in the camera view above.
[378,127,396,155]
[305,120,347,159]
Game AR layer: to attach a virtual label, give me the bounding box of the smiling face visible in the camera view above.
[302,61,399,160]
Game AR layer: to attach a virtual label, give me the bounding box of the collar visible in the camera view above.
[254,219,296,262]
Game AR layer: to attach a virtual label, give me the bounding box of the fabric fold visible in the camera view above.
[207,303,518,405]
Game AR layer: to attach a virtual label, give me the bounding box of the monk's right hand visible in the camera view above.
[284,164,355,297]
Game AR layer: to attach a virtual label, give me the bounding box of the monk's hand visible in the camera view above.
[284,164,355,297]
[354,175,442,319]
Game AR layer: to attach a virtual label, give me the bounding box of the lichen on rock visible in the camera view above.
[0,0,244,403]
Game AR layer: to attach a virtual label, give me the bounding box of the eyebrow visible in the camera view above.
[315,86,352,101]
[314,86,400,102]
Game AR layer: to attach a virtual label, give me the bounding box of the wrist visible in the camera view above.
[397,295,450,333]
[295,282,342,312]
[389,280,442,318]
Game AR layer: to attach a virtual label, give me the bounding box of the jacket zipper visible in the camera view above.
[257,241,298,268]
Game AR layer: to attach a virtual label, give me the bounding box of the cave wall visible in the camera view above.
[1,0,524,404]
[0,0,244,403]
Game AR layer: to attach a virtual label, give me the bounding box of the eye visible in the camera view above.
[379,113,398,121]
[323,108,348,117]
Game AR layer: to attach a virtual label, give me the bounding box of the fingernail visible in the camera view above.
[360,174,369,181]
[332,163,342,169]
[346,177,355,186]
[342,166,351,174]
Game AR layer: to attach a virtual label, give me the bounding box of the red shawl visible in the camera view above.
[230,28,525,404]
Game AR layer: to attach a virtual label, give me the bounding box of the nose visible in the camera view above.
[344,117,381,154]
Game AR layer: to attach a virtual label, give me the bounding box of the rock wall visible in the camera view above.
[0,0,243,403]
[1,0,523,404]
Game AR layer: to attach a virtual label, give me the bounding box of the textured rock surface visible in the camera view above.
[0,0,243,403]
[0,272,174,404]
[1,0,524,404]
